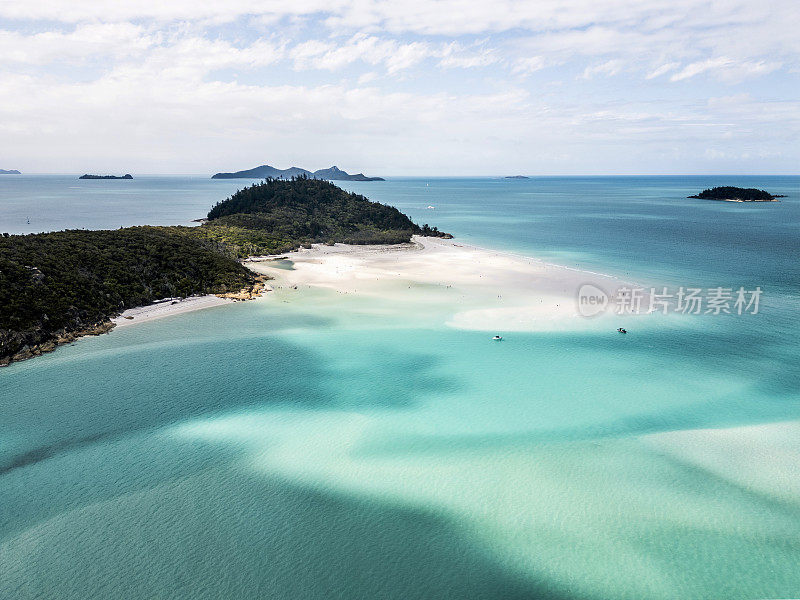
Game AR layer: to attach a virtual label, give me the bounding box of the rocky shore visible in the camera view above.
[216,274,269,301]
[0,320,114,367]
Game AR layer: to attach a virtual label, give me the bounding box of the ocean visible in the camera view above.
[1,174,799,599]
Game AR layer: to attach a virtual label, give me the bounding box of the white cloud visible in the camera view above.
[0,0,797,173]
[1,1,797,82]
[0,25,284,76]
[670,57,781,82]
[581,60,623,79]
[438,42,499,69]
[357,71,379,84]
[291,34,430,73]
[0,1,343,25]
[646,62,680,79]
[290,35,504,74]
[671,57,735,81]
[0,23,155,65]
[512,56,547,75]
[385,41,431,73]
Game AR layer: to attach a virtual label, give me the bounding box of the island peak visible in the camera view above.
[212,164,384,181]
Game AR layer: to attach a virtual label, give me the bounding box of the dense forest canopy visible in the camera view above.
[0,227,252,364]
[202,176,450,257]
[689,187,783,201]
[0,177,449,364]
[208,176,415,227]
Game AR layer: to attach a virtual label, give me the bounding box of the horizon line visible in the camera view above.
[7,172,800,178]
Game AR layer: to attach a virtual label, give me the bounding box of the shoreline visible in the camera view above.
[698,197,780,203]
[1,279,269,367]
[3,236,641,366]
[112,274,270,328]
[111,295,236,328]
[246,235,641,332]
[110,235,624,333]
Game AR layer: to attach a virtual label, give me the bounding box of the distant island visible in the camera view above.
[79,174,133,179]
[689,186,784,202]
[504,175,529,179]
[0,169,21,175]
[0,176,448,366]
[212,164,384,181]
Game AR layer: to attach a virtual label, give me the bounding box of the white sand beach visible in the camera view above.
[112,295,235,328]
[248,236,638,332]
[110,236,645,333]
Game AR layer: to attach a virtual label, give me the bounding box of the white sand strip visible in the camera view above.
[111,236,642,333]
[247,236,643,332]
[112,295,233,328]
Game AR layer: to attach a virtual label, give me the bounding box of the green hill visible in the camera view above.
[0,227,253,365]
[200,176,449,257]
[0,177,449,365]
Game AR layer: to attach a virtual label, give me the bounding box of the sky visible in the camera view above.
[0,0,798,175]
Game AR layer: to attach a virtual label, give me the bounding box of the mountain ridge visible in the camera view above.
[212,164,384,181]
[79,174,133,179]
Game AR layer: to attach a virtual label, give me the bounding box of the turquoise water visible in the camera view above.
[1,176,799,598]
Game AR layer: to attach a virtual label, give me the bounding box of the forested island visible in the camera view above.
[79,174,133,179]
[201,176,449,257]
[0,169,21,174]
[212,164,384,181]
[0,177,449,365]
[689,186,784,202]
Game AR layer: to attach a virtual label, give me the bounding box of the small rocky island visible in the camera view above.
[79,174,133,180]
[689,186,784,202]
[504,175,529,179]
[0,169,21,174]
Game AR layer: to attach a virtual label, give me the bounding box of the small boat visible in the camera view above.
[617,328,627,334]
[492,335,503,341]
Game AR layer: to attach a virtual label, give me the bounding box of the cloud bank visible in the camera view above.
[0,0,797,174]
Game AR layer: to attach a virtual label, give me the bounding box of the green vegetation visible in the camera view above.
[0,177,450,364]
[202,176,450,257]
[689,186,784,201]
[0,227,253,364]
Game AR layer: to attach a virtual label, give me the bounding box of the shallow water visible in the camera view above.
[1,176,799,598]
